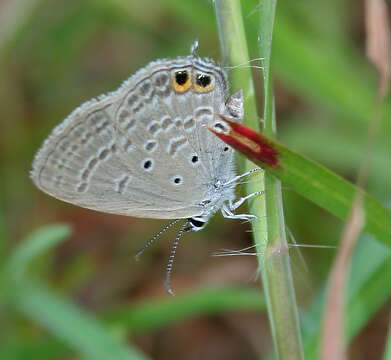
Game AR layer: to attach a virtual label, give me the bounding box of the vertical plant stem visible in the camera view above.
[215,0,304,358]
[258,1,304,359]
[214,0,268,271]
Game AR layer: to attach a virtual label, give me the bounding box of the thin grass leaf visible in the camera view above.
[4,287,264,358]
[365,0,391,98]
[6,224,71,281]
[258,0,304,358]
[214,1,304,358]
[302,235,391,358]
[280,124,391,194]
[214,0,267,274]
[258,0,276,125]
[104,286,265,333]
[321,4,390,355]
[320,197,365,360]
[210,118,391,249]
[12,279,149,360]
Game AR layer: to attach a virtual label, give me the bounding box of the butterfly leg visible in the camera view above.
[229,190,265,211]
[221,190,264,221]
[221,203,256,221]
[223,167,263,186]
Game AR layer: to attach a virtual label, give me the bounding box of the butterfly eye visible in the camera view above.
[193,72,215,93]
[172,70,192,93]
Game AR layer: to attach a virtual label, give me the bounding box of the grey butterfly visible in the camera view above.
[31,55,261,293]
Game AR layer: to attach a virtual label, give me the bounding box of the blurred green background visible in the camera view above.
[1,0,391,359]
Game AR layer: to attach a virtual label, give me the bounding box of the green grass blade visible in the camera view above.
[214,1,304,358]
[104,286,265,333]
[268,139,391,248]
[267,235,391,359]
[258,0,276,128]
[6,224,71,281]
[11,279,149,360]
[213,122,391,249]
[257,0,304,359]
[213,0,268,328]
[302,235,391,358]
[279,123,391,194]
[214,0,267,279]
[5,226,147,359]
[4,287,264,359]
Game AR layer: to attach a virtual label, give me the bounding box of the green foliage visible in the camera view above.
[1,0,390,358]
[2,225,148,359]
[6,225,71,281]
[104,286,266,333]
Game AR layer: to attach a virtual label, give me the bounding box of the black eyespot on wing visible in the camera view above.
[175,71,188,85]
[174,177,181,184]
[143,160,152,169]
[191,155,199,163]
[224,146,229,152]
[196,74,211,87]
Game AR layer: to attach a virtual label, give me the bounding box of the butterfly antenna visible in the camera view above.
[190,40,199,56]
[164,221,189,296]
[135,219,181,259]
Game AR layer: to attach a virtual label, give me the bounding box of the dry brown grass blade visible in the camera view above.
[365,0,391,98]
[321,2,390,359]
[320,195,365,360]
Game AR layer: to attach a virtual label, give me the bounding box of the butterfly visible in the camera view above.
[31,55,261,293]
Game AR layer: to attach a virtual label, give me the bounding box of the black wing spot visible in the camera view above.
[196,74,211,87]
[175,71,188,85]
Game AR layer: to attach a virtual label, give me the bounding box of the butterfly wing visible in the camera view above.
[31,57,239,219]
